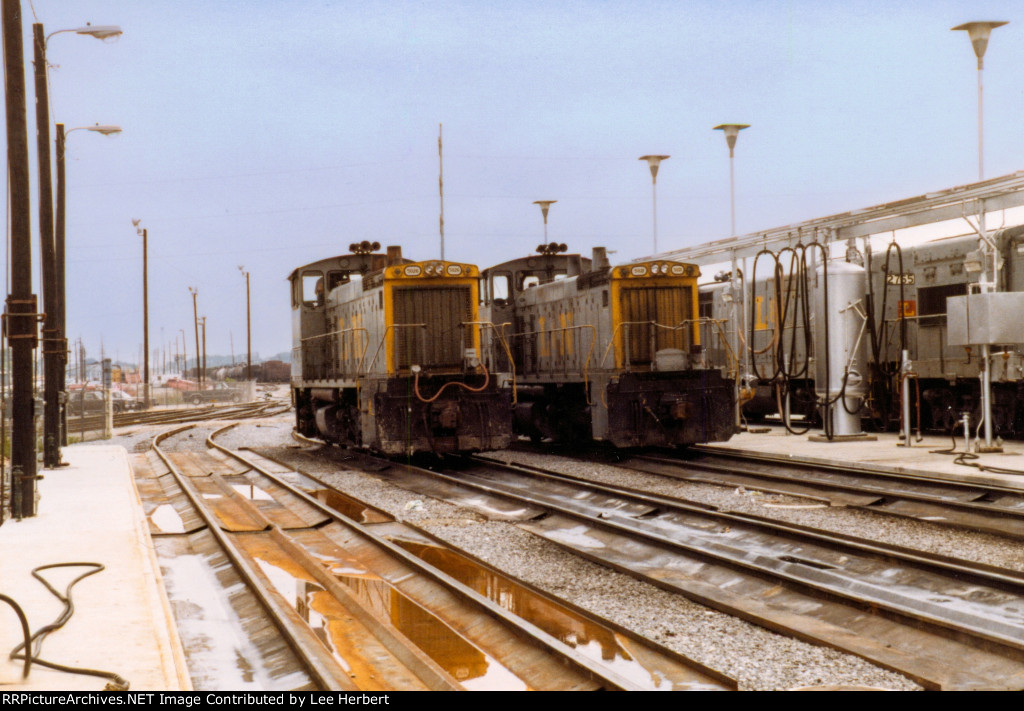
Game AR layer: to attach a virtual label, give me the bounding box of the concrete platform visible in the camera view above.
[0,445,190,691]
[704,425,1024,492]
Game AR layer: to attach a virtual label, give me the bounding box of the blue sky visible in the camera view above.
[18,0,1024,365]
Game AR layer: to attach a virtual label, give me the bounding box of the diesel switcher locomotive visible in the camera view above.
[480,244,736,447]
[290,243,513,455]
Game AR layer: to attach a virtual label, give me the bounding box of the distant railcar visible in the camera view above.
[700,225,1024,437]
[481,244,736,447]
[290,243,513,455]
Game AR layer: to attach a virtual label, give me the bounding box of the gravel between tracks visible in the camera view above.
[104,415,982,690]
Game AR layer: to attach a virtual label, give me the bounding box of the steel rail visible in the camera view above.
[228,444,738,690]
[462,456,1024,639]
[662,447,1024,537]
[205,425,667,691]
[150,425,357,691]
[380,454,1024,688]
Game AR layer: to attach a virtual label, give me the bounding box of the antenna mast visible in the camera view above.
[438,123,445,260]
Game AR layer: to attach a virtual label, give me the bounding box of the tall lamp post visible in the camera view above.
[951,21,1007,181]
[34,20,122,467]
[132,220,150,409]
[199,317,207,388]
[532,200,556,243]
[56,123,120,447]
[952,21,1008,453]
[189,288,201,390]
[179,329,187,378]
[639,155,669,254]
[713,124,749,236]
[238,266,252,381]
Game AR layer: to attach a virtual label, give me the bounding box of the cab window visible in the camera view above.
[302,271,324,307]
[491,273,511,304]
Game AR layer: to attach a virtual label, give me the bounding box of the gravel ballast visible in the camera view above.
[103,413,1024,690]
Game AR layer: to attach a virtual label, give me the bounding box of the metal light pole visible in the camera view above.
[190,288,201,389]
[55,122,122,446]
[179,329,185,376]
[952,21,1007,181]
[200,317,207,388]
[532,200,557,243]
[133,221,150,409]
[238,266,252,381]
[713,124,749,236]
[952,21,1007,452]
[639,155,669,254]
[34,20,122,467]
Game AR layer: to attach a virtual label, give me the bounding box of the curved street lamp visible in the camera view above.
[55,123,121,446]
[34,19,121,469]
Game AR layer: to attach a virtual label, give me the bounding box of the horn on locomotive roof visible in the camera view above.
[349,241,382,255]
[536,242,568,255]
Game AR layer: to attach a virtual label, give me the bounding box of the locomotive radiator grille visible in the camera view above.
[618,286,693,365]
[391,285,473,370]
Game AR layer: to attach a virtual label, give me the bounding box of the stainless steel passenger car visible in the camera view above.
[481,244,736,447]
[291,243,513,455]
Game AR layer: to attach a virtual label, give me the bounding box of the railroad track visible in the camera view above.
[131,425,735,691]
[70,400,287,434]
[612,446,1024,540]
[299,449,1024,690]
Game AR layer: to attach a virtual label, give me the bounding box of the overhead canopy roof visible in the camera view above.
[654,171,1024,265]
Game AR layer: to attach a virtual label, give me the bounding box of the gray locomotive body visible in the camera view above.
[290,244,513,456]
[481,246,736,448]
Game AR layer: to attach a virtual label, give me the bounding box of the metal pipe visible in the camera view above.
[901,350,912,447]
[981,343,993,448]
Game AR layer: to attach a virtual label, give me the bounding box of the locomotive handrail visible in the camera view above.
[301,327,370,380]
[677,318,739,377]
[462,320,518,404]
[363,323,427,374]
[507,324,596,401]
[599,319,704,370]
